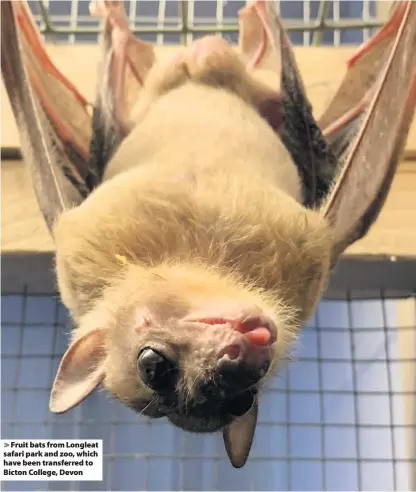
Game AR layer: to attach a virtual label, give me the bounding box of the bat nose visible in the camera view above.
[215,343,271,392]
[186,309,276,394]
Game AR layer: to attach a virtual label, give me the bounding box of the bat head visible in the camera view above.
[49,259,301,467]
[115,301,274,433]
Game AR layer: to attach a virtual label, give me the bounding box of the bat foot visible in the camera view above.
[161,35,244,86]
[186,36,241,77]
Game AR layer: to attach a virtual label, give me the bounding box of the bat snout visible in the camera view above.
[215,340,271,392]
[214,313,277,391]
[185,307,277,393]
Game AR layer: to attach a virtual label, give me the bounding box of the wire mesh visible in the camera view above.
[27,0,381,45]
[1,292,415,491]
[1,0,416,491]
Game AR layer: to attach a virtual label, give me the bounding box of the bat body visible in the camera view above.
[55,53,331,428]
[2,0,415,468]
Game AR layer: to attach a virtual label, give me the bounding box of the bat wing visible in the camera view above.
[318,2,413,165]
[1,0,156,233]
[88,1,155,176]
[320,2,416,263]
[1,1,90,233]
[239,1,416,263]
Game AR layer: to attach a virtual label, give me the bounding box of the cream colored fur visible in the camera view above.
[52,57,334,408]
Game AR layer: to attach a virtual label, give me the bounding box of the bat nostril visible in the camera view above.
[216,360,244,390]
[216,354,268,392]
[218,343,241,361]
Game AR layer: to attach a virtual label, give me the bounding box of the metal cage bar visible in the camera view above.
[29,0,384,45]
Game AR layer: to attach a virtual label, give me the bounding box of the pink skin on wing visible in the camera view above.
[90,1,155,136]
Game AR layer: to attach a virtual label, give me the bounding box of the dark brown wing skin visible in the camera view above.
[320,1,416,263]
[1,1,89,233]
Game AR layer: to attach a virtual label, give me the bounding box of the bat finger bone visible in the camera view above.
[348,1,408,68]
[322,86,376,137]
[14,2,88,107]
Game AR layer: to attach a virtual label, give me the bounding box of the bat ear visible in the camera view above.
[49,328,106,413]
[222,396,258,468]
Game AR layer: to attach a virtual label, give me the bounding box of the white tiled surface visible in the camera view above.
[1,294,414,491]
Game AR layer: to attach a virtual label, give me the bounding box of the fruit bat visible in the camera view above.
[2,0,415,469]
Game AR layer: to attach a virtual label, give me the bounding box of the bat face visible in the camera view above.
[107,301,273,434]
[52,242,305,432]
[100,269,282,434]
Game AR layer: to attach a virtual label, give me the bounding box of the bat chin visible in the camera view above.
[127,397,167,419]
[129,391,253,433]
[167,411,230,434]
[127,394,232,431]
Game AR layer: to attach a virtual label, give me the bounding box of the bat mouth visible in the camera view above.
[191,314,278,347]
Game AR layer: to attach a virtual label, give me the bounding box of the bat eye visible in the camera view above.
[227,390,255,417]
[137,347,177,393]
